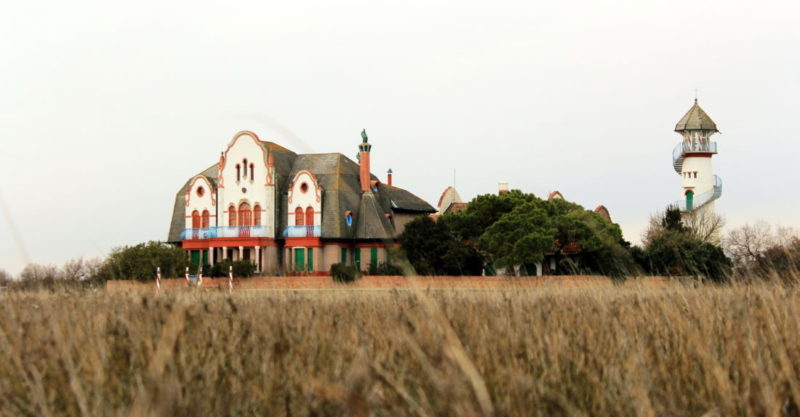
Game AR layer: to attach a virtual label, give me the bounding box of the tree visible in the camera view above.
[398,216,483,275]
[638,208,732,282]
[479,202,556,273]
[98,241,190,281]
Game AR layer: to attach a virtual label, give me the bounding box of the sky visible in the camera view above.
[1,0,799,275]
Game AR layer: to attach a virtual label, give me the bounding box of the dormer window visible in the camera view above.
[196,186,205,198]
[345,211,353,227]
[243,159,248,177]
[300,182,309,193]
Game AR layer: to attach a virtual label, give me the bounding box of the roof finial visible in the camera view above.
[361,129,368,143]
[694,88,698,103]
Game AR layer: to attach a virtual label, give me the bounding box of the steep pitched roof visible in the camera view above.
[167,164,218,243]
[674,100,719,132]
[279,153,435,240]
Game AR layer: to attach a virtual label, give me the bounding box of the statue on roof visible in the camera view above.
[361,129,369,143]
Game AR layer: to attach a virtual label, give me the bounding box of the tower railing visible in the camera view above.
[672,175,723,212]
[672,141,718,173]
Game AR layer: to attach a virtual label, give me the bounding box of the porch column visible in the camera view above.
[222,247,228,260]
[209,247,215,265]
[239,246,244,262]
[255,246,262,272]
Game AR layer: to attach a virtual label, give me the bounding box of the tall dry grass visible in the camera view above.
[0,282,799,416]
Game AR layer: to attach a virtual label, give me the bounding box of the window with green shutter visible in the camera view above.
[354,249,361,270]
[370,248,378,269]
[341,247,347,264]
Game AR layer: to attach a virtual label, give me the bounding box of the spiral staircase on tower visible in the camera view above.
[671,141,722,212]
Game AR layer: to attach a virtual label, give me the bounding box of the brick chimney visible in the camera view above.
[498,181,509,195]
[359,129,372,192]
[387,168,393,187]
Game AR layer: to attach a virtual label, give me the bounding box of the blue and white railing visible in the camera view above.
[672,175,723,212]
[673,141,718,173]
[181,226,270,240]
[282,225,322,238]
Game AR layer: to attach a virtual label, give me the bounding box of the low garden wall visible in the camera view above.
[104,275,653,291]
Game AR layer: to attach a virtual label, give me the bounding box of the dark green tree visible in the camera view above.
[398,216,483,275]
[98,241,190,281]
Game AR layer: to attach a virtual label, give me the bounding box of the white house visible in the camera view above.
[168,130,436,275]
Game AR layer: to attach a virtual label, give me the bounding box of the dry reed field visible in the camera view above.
[1,282,799,417]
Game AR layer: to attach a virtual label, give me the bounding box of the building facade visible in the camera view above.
[167,130,436,275]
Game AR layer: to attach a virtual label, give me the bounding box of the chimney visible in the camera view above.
[359,129,372,192]
[387,168,393,187]
[498,181,509,195]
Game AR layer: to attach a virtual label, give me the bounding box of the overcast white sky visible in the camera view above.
[1,0,799,274]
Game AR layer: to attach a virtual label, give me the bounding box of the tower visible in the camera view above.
[671,99,723,219]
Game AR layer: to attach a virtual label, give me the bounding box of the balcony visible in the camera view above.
[181,226,270,240]
[672,141,717,173]
[282,225,322,238]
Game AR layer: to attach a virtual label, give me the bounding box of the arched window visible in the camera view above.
[305,206,314,226]
[191,210,201,228]
[243,159,248,177]
[295,207,304,226]
[236,164,241,182]
[238,202,252,226]
[250,163,254,181]
[229,205,237,226]
[201,210,210,228]
[253,204,262,226]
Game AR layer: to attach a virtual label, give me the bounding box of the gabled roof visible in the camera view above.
[674,99,719,132]
[167,164,218,243]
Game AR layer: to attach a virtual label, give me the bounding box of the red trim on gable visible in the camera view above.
[684,153,713,158]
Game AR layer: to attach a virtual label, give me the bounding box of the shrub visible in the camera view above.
[368,262,404,276]
[98,241,190,281]
[331,263,360,283]
[212,259,257,278]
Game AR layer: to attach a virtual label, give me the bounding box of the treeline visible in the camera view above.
[398,190,732,281]
[0,242,259,291]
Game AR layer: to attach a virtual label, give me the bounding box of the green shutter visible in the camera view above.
[341,248,347,264]
[370,248,378,269]
[307,248,314,272]
[355,249,361,270]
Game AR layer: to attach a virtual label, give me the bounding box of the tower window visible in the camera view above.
[236,165,241,182]
[243,159,248,177]
[249,163,254,181]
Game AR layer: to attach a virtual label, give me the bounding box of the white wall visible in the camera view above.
[680,156,714,198]
[184,176,216,228]
[218,132,275,235]
[287,170,322,227]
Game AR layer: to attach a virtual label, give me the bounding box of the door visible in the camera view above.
[307,248,314,272]
[686,190,694,211]
[294,248,305,271]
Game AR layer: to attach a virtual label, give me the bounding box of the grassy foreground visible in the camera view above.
[1,283,799,416]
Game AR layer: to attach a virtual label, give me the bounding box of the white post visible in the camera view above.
[228,265,233,293]
[185,266,190,286]
[198,265,203,288]
[156,267,161,292]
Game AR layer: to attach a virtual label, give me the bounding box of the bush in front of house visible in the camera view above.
[368,262,404,276]
[211,259,257,278]
[331,263,360,283]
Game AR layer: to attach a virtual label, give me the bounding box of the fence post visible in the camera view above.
[156,267,161,292]
[198,265,204,288]
[228,265,234,293]
[185,266,190,286]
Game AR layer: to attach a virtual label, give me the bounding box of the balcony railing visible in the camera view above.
[282,225,322,238]
[181,226,269,240]
[673,141,718,173]
[671,175,723,212]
